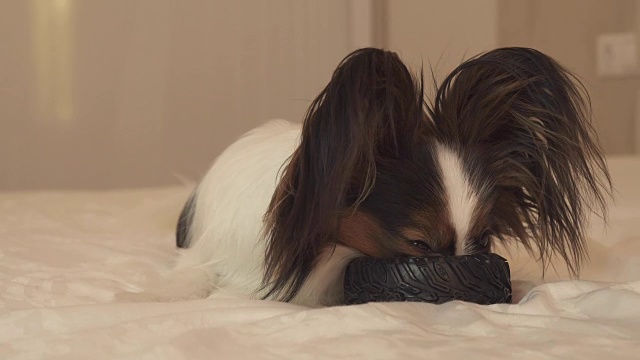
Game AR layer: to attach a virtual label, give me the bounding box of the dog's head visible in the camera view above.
[262,47,611,301]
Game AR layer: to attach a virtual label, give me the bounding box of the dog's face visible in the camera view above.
[339,143,494,258]
[261,47,611,302]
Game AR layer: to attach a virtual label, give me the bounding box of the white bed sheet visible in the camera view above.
[1,157,640,359]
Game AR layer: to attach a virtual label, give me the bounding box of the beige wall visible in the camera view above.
[382,0,498,98]
[2,0,636,190]
[498,0,638,154]
[0,0,352,190]
[382,0,638,155]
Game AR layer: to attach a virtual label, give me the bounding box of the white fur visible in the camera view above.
[178,119,300,299]
[128,120,361,307]
[291,244,361,307]
[435,143,479,255]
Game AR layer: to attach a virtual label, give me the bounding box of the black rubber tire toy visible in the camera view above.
[343,253,512,305]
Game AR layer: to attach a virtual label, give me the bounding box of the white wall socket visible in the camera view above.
[596,32,638,78]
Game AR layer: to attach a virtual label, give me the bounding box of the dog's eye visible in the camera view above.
[410,240,434,252]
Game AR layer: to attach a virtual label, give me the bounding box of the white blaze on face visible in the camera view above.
[435,143,478,255]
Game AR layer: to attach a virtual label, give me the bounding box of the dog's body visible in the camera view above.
[131,48,610,307]
[171,120,360,306]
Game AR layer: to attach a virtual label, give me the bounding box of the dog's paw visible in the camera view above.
[113,290,164,303]
[113,268,216,303]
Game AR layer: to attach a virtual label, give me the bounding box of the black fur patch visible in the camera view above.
[176,192,196,248]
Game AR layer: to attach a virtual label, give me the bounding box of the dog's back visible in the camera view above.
[169,119,301,298]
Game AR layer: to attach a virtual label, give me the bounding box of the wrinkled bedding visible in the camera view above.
[1,157,640,359]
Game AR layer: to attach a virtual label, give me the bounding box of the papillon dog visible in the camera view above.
[135,47,611,307]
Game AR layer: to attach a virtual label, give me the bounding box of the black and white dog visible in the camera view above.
[131,47,610,307]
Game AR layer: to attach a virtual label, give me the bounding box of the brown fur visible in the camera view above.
[338,211,392,258]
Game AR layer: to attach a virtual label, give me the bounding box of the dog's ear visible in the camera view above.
[429,47,612,275]
[262,48,427,301]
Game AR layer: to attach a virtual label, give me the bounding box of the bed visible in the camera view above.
[2,156,639,359]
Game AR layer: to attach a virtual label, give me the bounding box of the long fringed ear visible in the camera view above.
[262,48,427,301]
[429,47,612,276]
